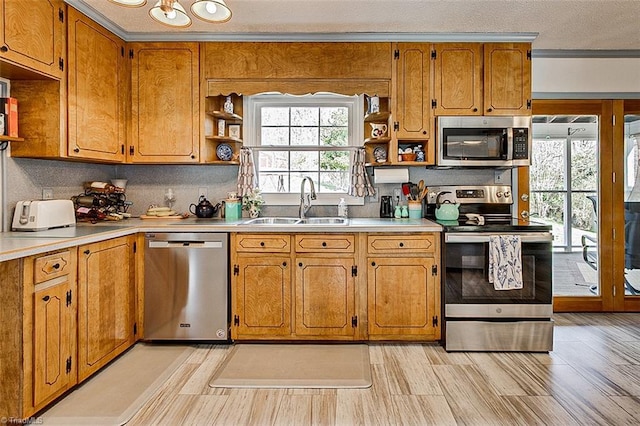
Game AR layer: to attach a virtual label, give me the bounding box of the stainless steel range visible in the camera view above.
[425,185,554,352]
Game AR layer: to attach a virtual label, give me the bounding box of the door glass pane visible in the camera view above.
[624,114,640,296]
[531,115,599,297]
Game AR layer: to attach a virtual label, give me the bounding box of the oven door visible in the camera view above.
[443,232,553,312]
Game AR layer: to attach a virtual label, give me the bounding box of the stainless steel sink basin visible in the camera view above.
[300,217,349,225]
[241,217,349,226]
[242,217,303,225]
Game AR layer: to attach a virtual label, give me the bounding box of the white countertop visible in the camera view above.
[0,217,442,262]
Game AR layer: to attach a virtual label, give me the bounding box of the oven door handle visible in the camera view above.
[445,232,553,243]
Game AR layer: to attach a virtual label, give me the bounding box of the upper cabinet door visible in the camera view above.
[394,43,431,139]
[130,43,200,163]
[432,43,483,115]
[0,0,65,79]
[483,43,532,115]
[67,8,126,162]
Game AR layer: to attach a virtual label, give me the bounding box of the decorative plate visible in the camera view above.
[373,146,387,163]
[216,143,233,161]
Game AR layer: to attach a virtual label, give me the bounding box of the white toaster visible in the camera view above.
[12,200,76,231]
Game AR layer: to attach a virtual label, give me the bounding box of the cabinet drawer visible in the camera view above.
[34,250,72,283]
[236,234,291,252]
[295,234,355,253]
[368,234,437,254]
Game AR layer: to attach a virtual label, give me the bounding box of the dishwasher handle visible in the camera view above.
[148,241,224,249]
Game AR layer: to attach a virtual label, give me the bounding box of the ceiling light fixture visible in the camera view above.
[108,0,148,6]
[191,0,232,23]
[109,0,232,27]
[149,0,192,28]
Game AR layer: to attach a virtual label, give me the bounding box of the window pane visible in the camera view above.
[259,173,290,192]
[531,139,565,190]
[571,139,597,190]
[320,172,349,192]
[531,191,565,246]
[262,107,289,126]
[291,127,319,145]
[320,151,350,171]
[320,127,348,146]
[321,107,348,126]
[261,127,290,145]
[258,151,289,171]
[571,193,597,247]
[290,151,319,171]
[291,107,318,126]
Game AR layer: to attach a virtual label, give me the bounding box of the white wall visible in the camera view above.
[532,57,640,96]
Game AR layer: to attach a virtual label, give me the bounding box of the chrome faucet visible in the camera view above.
[299,176,317,219]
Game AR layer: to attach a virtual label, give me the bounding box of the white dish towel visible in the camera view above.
[488,235,523,290]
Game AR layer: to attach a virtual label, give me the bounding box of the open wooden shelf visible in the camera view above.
[364,136,391,144]
[206,110,243,122]
[364,111,390,122]
[205,135,243,144]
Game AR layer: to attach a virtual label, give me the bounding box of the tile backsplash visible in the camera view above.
[2,154,509,230]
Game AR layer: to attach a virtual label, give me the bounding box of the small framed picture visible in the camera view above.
[0,77,10,97]
[217,119,225,137]
[228,124,241,139]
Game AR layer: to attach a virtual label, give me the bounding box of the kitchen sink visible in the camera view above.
[242,217,303,225]
[241,217,349,226]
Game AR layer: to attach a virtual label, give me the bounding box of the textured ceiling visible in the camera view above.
[68,0,640,50]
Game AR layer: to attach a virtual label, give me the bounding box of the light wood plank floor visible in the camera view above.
[128,313,640,426]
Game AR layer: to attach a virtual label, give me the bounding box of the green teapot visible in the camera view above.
[435,191,460,221]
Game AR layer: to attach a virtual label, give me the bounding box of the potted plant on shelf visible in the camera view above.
[242,187,265,218]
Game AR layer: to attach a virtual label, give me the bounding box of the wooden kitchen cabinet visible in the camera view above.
[294,255,357,338]
[0,249,77,420]
[483,43,532,115]
[129,42,200,163]
[67,8,127,162]
[0,0,65,79]
[77,236,136,382]
[231,234,292,339]
[367,233,440,340]
[433,43,531,116]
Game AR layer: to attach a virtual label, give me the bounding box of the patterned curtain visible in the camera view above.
[237,147,256,197]
[348,147,376,197]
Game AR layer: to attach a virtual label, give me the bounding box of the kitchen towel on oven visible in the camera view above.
[488,235,523,290]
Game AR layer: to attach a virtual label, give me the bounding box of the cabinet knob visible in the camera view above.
[191,155,196,159]
[322,242,327,247]
[73,147,80,153]
[422,130,427,135]
[371,261,376,266]
[42,295,50,301]
[0,46,7,52]
[84,249,90,255]
[399,242,404,247]
[487,108,493,112]
[298,262,303,267]
[282,261,287,267]
[52,263,60,269]
[260,241,265,247]
[473,108,478,112]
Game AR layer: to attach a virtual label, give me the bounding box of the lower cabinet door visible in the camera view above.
[77,236,135,381]
[33,280,74,406]
[367,256,439,340]
[233,255,292,338]
[294,256,356,338]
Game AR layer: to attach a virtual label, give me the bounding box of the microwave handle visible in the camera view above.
[505,128,513,161]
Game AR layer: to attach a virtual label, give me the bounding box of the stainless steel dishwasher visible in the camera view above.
[144,232,229,341]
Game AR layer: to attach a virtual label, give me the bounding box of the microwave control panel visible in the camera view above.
[513,128,529,159]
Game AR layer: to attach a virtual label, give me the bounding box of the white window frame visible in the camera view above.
[244,93,365,206]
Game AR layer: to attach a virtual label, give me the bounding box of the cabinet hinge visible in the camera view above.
[527,99,532,109]
[527,49,532,60]
[233,264,239,276]
[613,115,616,126]
[431,99,437,109]
[233,315,239,326]
[393,122,399,132]
[129,49,134,59]
[58,8,64,23]
[394,49,399,60]
[129,146,134,156]
[66,290,72,307]
[58,57,64,71]
[133,322,138,335]
[351,265,357,277]
[66,357,72,374]
[121,47,125,57]
[351,316,358,327]
[432,316,438,327]
[432,264,437,275]
[133,241,137,253]
[121,144,125,155]
[431,49,436,60]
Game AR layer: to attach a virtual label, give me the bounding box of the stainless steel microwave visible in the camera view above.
[437,116,531,167]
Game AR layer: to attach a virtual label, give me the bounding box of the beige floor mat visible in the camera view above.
[209,343,372,389]
[40,343,193,425]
